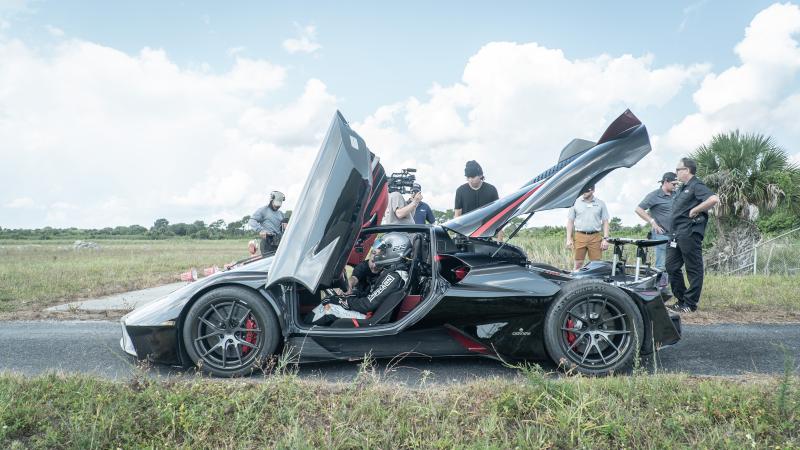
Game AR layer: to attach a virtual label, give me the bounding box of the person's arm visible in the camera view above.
[346,271,402,313]
[425,205,435,224]
[601,219,610,250]
[566,218,575,248]
[395,193,420,219]
[248,209,269,236]
[635,206,664,234]
[689,194,719,218]
[454,188,463,217]
[348,275,359,292]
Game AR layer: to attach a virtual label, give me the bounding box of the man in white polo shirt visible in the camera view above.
[566,184,610,270]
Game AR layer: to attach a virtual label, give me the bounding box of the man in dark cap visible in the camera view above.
[411,183,435,224]
[454,160,499,217]
[635,172,678,269]
[566,184,610,270]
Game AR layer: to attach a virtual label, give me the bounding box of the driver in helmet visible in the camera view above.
[309,232,412,326]
[248,191,287,255]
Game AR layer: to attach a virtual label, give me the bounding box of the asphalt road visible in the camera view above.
[1,321,797,384]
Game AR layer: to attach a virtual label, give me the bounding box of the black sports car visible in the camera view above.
[120,110,680,377]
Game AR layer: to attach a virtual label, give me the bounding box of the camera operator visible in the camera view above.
[383,169,421,225]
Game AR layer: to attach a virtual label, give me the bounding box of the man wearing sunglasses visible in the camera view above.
[635,172,678,269]
[666,158,719,313]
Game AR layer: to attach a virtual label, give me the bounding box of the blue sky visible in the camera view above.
[2,1,799,228]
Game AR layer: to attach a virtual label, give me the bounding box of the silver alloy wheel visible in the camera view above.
[190,298,263,371]
[559,294,633,368]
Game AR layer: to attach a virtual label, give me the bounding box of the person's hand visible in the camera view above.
[651,220,664,234]
[324,304,331,312]
[412,192,422,205]
[566,238,573,249]
[688,208,699,218]
[601,238,609,251]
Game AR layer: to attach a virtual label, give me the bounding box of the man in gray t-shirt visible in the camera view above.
[383,187,421,225]
[248,191,287,254]
[635,172,678,269]
[566,184,610,270]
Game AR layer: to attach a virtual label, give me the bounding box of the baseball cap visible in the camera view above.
[411,183,422,193]
[580,184,595,194]
[659,172,678,183]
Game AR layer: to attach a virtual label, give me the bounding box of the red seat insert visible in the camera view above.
[394,295,421,320]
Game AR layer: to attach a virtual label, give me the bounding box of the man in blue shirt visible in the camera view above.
[411,184,436,225]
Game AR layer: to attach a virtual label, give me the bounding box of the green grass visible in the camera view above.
[1,237,799,317]
[701,275,800,314]
[0,239,252,313]
[0,368,797,449]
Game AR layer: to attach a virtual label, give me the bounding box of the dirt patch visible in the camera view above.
[0,309,127,321]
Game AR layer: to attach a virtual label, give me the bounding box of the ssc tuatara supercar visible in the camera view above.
[120,110,681,377]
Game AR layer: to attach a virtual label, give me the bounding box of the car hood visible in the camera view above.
[443,110,652,238]
[266,111,375,292]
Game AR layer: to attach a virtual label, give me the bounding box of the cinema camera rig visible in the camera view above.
[388,168,417,194]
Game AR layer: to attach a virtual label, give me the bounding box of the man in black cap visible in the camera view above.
[454,160,499,217]
[666,157,719,313]
[635,172,678,269]
[411,183,435,225]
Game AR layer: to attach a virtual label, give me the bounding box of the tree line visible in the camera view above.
[2,131,798,242]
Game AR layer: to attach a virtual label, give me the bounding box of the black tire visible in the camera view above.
[543,279,644,376]
[182,286,280,377]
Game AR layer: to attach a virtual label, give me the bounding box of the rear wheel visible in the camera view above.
[182,286,279,377]
[544,279,643,375]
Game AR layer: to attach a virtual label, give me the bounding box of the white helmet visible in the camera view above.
[270,191,285,208]
[371,233,412,268]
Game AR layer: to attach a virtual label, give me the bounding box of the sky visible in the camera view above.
[2,0,800,229]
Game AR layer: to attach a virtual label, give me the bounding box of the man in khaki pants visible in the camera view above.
[566,184,610,270]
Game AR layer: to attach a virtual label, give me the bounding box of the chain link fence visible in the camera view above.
[705,226,800,276]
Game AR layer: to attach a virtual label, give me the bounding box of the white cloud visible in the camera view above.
[662,2,800,164]
[45,24,63,37]
[4,197,35,208]
[282,23,321,54]
[0,37,337,228]
[678,0,709,32]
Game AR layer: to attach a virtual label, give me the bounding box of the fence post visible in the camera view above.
[753,240,757,275]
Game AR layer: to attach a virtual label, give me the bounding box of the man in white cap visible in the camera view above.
[248,191,287,255]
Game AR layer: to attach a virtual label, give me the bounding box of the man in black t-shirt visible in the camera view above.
[454,160,499,217]
[666,157,719,313]
[348,256,380,295]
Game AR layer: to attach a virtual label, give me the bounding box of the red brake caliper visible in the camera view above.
[565,319,576,346]
[242,316,257,355]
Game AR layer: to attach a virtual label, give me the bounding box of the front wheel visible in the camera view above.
[544,279,644,376]
[182,286,280,377]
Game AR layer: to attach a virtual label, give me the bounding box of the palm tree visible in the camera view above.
[691,131,799,222]
[690,131,800,270]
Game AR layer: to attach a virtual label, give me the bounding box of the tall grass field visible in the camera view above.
[0,237,798,318]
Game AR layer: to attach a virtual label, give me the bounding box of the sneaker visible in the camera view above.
[668,303,694,313]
